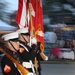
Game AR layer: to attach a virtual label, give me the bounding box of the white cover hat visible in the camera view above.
[17,27,29,34]
[2,32,19,41]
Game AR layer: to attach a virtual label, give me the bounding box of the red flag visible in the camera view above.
[36,0,44,49]
[16,0,44,51]
[16,0,29,29]
[30,0,44,51]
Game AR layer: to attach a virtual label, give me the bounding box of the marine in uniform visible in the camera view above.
[17,27,48,75]
[17,28,36,74]
[31,38,48,75]
[1,31,21,75]
[1,31,34,75]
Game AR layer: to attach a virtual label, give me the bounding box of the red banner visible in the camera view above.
[30,0,44,51]
[16,0,29,29]
[16,0,44,51]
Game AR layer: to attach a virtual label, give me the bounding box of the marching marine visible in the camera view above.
[17,27,48,75]
[31,37,48,75]
[0,31,35,75]
[17,27,36,74]
[1,31,21,75]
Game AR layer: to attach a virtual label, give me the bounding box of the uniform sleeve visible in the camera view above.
[1,56,20,75]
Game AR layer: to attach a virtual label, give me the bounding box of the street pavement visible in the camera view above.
[41,63,75,75]
[0,66,3,75]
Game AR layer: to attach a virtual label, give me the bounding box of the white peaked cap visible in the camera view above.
[17,27,29,34]
[2,32,19,41]
[31,37,37,44]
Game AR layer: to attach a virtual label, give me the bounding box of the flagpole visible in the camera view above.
[28,0,35,38]
[28,1,39,75]
[28,0,35,47]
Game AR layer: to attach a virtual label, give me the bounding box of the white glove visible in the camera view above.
[26,72,34,75]
[31,37,37,44]
[45,56,48,61]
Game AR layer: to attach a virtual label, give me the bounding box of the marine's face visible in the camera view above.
[7,41,20,52]
[23,35,30,43]
[19,34,30,43]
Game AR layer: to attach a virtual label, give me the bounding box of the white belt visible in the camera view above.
[22,61,32,68]
[22,60,35,73]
